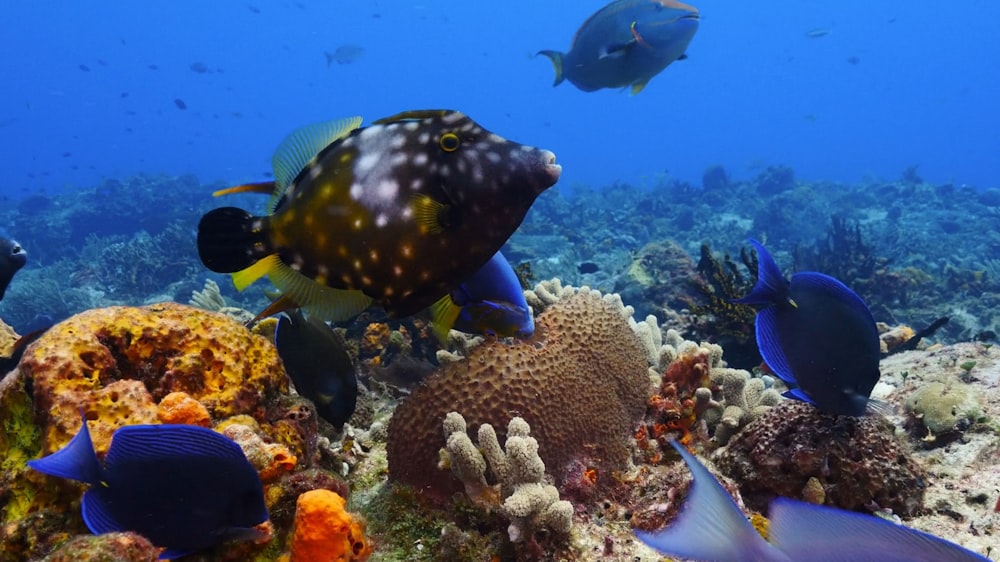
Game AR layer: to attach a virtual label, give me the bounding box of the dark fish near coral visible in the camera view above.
[0,321,52,375]
[636,440,990,561]
[429,250,533,340]
[27,415,268,559]
[538,0,699,94]
[274,310,358,428]
[325,44,365,66]
[734,240,881,416]
[198,110,560,322]
[0,237,26,300]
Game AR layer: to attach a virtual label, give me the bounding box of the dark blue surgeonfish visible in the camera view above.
[538,0,699,95]
[636,440,990,561]
[0,237,26,300]
[198,110,561,325]
[734,239,881,416]
[429,251,533,340]
[27,415,269,560]
[274,310,358,429]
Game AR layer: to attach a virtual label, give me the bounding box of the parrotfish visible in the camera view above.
[636,440,990,561]
[198,110,561,323]
[27,415,269,559]
[0,236,26,300]
[274,309,358,429]
[538,0,700,95]
[429,250,533,340]
[734,239,881,416]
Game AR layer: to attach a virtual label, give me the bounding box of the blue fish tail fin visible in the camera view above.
[635,441,778,560]
[27,415,103,486]
[732,239,790,306]
[536,50,566,86]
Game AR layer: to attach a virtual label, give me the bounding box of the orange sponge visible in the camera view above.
[290,489,372,562]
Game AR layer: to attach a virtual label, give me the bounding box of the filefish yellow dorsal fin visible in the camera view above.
[268,264,373,322]
[212,181,277,197]
[411,195,449,234]
[429,293,463,343]
[271,116,363,193]
[232,254,281,291]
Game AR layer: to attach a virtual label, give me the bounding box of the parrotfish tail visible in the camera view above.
[26,413,103,486]
[732,239,788,305]
[537,50,566,86]
[635,441,776,561]
[197,207,271,273]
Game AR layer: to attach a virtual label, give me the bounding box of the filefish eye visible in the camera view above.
[439,132,460,152]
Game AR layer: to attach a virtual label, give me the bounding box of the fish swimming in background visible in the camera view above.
[734,240,881,416]
[27,415,269,559]
[198,110,560,324]
[0,237,26,300]
[538,0,700,95]
[429,250,533,340]
[636,440,990,561]
[325,44,365,66]
[274,309,358,429]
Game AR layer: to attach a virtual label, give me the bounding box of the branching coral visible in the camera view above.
[440,412,573,543]
[189,279,226,311]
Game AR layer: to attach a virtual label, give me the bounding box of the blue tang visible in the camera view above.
[636,440,990,561]
[198,110,561,324]
[274,309,358,429]
[538,0,700,95]
[27,415,269,559]
[429,251,533,340]
[734,240,881,416]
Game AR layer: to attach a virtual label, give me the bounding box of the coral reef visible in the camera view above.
[708,367,782,445]
[288,489,372,562]
[687,243,760,369]
[717,401,927,517]
[904,381,981,445]
[441,413,573,543]
[18,302,288,455]
[189,278,226,311]
[387,284,650,503]
[40,532,159,562]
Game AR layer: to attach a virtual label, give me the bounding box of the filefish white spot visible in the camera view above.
[356,153,379,177]
[390,134,406,149]
[413,153,428,166]
[376,180,399,200]
[404,122,420,131]
[349,182,363,200]
[375,213,388,228]
[309,164,324,180]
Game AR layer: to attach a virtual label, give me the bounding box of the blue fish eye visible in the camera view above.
[439,132,460,152]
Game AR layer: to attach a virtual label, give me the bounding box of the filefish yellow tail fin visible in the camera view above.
[537,50,566,86]
[197,207,272,274]
[429,294,463,343]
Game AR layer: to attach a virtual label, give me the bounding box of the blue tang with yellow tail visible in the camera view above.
[734,239,881,416]
[274,309,358,429]
[538,0,699,95]
[429,250,533,340]
[27,414,268,559]
[198,110,561,323]
[636,439,990,561]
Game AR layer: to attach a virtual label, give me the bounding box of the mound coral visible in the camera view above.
[717,401,927,517]
[387,285,650,503]
[18,302,288,455]
[288,489,372,562]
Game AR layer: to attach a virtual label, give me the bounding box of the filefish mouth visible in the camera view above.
[542,150,562,183]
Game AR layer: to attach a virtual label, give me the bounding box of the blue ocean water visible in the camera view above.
[2,0,997,199]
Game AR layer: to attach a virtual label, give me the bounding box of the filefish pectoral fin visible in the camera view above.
[412,194,452,234]
[536,50,566,86]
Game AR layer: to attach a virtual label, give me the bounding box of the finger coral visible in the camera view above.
[387,284,650,503]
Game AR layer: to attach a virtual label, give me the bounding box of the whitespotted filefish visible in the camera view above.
[538,0,700,95]
[27,414,268,559]
[197,110,561,322]
[0,237,26,300]
[636,440,990,561]
[734,239,881,416]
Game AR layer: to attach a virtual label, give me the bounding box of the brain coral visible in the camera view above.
[387,287,650,503]
[717,401,927,517]
[18,302,289,455]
